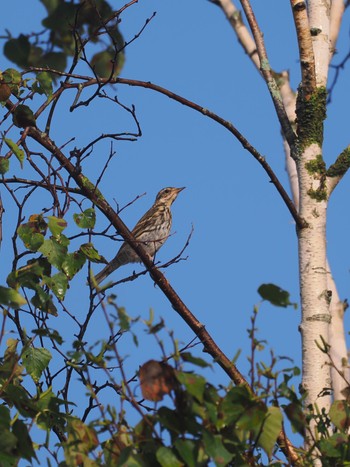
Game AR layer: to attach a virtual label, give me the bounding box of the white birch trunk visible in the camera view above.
[215,0,348,433]
[308,0,331,86]
[297,144,331,411]
[282,85,349,400]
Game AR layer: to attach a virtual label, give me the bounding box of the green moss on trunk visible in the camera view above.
[327,147,350,178]
[296,87,327,150]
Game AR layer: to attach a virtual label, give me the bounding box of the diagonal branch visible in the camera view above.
[210,0,260,71]
[114,78,307,229]
[25,124,247,385]
[6,73,306,229]
[22,123,300,464]
[238,0,297,151]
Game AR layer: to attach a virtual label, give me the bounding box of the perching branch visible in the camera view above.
[19,123,300,464]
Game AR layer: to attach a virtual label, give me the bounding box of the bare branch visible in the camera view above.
[0,177,83,194]
[211,0,260,71]
[4,73,305,228]
[113,78,306,229]
[238,0,297,151]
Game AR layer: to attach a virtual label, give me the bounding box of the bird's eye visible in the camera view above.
[164,189,170,193]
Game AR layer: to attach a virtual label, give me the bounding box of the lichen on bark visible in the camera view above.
[327,147,350,178]
[305,154,326,175]
[296,86,327,150]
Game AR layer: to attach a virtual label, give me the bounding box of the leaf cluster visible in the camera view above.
[3,0,125,78]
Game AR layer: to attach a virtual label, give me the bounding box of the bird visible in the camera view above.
[94,187,185,285]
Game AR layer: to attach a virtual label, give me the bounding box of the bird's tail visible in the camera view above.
[93,257,122,285]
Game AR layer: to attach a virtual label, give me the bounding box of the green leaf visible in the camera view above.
[202,431,233,466]
[7,258,51,290]
[79,243,103,262]
[221,385,256,426]
[39,52,67,72]
[157,407,183,435]
[4,138,24,168]
[319,433,348,458]
[42,3,77,31]
[32,71,53,96]
[2,384,37,418]
[3,68,22,97]
[236,400,266,432]
[17,223,45,251]
[47,216,67,237]
[12,104,36,128]
[39,238,67,269]
[80,0,112,26]
[0,406,11,429]
[258,283,297,308]
[28,45,44,67]
[40,0,59,15]
[91,48,125,78]
[0,428,17,456]
[117,449,145,467]
[0,157,10,175]
[0,286,26,308]
[284,402,306,435]
[156,447,182,467]
[73,208,96,229]
[22,346,52,383]
[4,35,30,67]
[174,439,197,467]
[257,406,283,458]
[61,251,86,278]
[329,400,350,431]
[176,372,206,403]
[32,327,63,345]
[12,420,36,461]
[116,306,130,332]
[43,272,68,300]
[31,287,58,315]
[36,387,69,431]
[3,68,21,85]
[181,352,211,368]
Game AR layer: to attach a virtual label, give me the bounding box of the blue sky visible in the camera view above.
[2,0,350,454]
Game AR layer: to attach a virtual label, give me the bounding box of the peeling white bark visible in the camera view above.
[281,84,350,400]
[297,145,331,408]
[308,0,331,85]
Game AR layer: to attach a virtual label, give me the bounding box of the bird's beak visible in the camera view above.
[176,187,185,193]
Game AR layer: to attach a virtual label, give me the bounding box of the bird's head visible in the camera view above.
[155,187,185,206]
